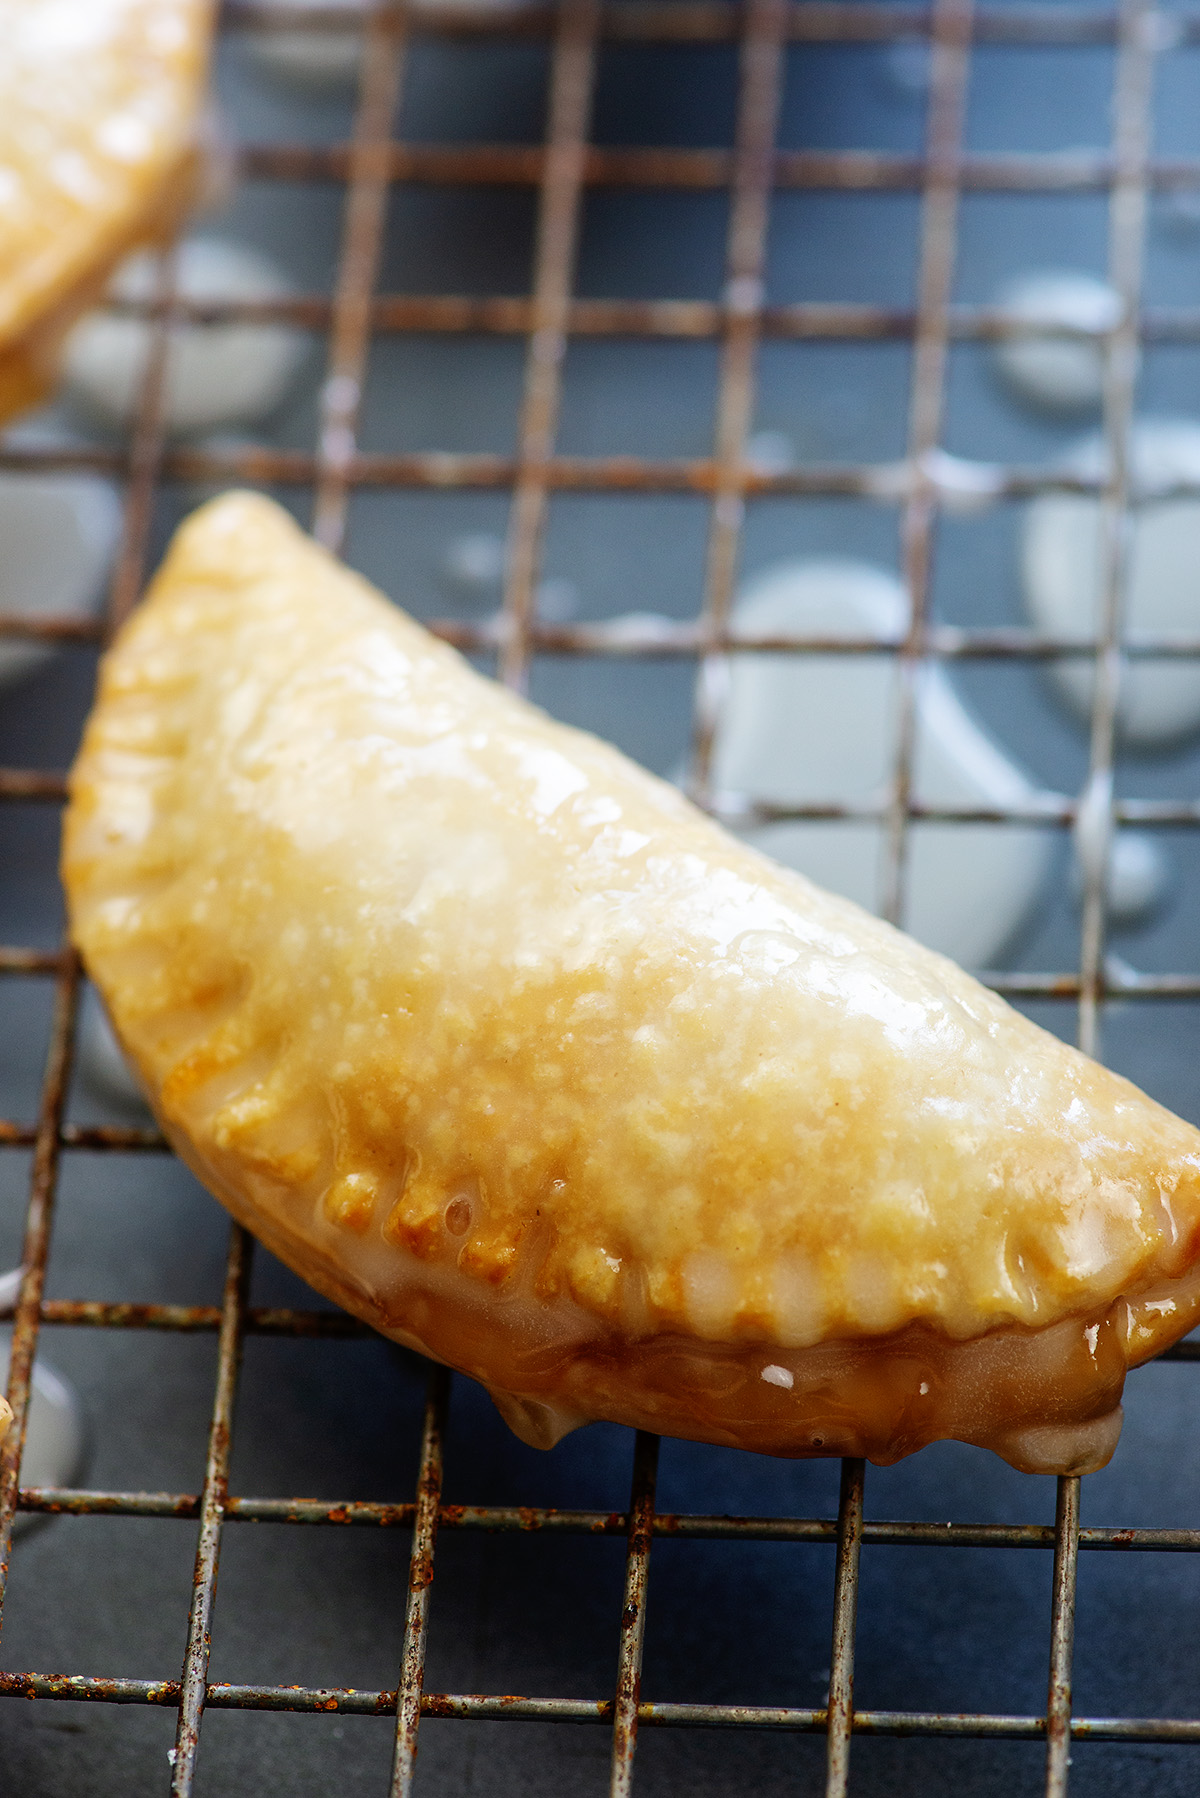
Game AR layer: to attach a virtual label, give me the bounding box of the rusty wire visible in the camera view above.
[312,0,411,553]
[0,2,1198,1795]
[610,1431,660,1795]
[824,1458,866,1795]
[390,1366,450,1797]
[687,0,789,799]
[882,0,973,928]
[218,0,1200,50]
[170,1226,253,1798]
[1075,0,1157,1064]
[498,0,602,689]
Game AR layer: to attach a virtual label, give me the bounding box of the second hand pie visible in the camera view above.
[63,493,1200,1476]
[0,0,213,425]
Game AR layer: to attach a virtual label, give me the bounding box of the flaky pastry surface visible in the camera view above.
[62,494,1200,1471]
[0,0,212,421]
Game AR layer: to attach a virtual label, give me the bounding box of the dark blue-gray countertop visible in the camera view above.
[2,10,1200,1794]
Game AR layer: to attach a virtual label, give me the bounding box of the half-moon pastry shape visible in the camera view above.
[63,493,1200,1475]
[0,0,213,425]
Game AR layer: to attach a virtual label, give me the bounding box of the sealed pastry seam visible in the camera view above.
[63,492,1200,1474]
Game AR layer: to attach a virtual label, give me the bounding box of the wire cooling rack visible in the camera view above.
[3,1,1200,1793]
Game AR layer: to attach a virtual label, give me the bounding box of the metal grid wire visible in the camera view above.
[2,1,1200,1793]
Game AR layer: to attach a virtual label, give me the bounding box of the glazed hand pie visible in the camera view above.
[0,0,213,425]
[63,494,1200,1476]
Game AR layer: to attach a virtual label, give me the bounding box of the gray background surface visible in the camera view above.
[2,8,1200,1794]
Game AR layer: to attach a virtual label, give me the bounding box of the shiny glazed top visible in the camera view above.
[63,493,1200,1357]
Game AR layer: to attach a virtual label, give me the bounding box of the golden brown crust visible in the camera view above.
[62,493,1200,1471]
[0,0,213,424]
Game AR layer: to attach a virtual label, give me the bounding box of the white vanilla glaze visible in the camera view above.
[63,237,307,435]
[0,454,121,687]
[1024,419,1200,744]
[711,558,1051,968]
[993,269,1122,413]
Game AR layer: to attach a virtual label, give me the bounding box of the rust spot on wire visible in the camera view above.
[7,436,1199,501]
[0,948,68,976]
[0,1672,181,1705]
[0,951,80,1645]
[610,1430,659,1798]
[497,0,601,691]
[170,1226,253,1797]
[6,1670,1200,1740]
[389,1364,450,1797]
[825,1458,866,1797]
[311,2,408,554]
[0,1300,371,1336]
[1044,1475,1082,1798]
[9,1487,1200,1549]
[106,247,177,636]
[882,0,974,934]
[0,770,68,802]
[19,285,1200,344]
[687,0,789,800]
[1074,0,1159,1066]
[234,137,1200,194]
